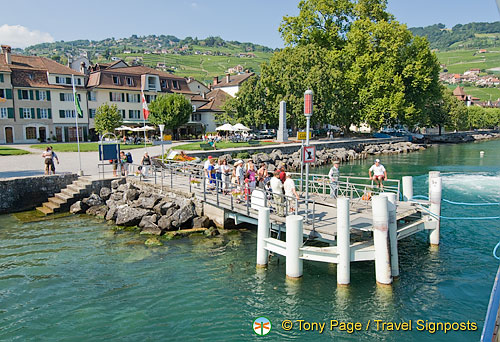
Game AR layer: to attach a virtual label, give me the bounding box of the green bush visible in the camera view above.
[236,152,250,159]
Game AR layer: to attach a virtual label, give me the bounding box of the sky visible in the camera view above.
[0,0,499,49]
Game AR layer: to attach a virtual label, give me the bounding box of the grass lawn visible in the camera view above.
[446,84,500,101]
[0,146,31,156]
[172,141,277,151]
[435,49,500,74]
[30,143,152,152]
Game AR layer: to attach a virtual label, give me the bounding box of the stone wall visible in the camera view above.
[0,173,78,214]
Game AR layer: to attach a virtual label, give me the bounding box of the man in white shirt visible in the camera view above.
[369,159,387,191]
[270,170,284,216]
[328,160,340,198]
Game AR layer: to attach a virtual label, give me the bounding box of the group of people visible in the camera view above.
[42,146,60,175]
[111,151,152,178]
[203,156,300,217]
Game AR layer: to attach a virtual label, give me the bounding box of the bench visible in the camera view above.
[200,143,213,150]
[248,140,260,146]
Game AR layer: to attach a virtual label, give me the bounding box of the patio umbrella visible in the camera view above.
[115,125,133,131]
[233,123,251,131]
[215,123,235,131]
[132,126,156,132]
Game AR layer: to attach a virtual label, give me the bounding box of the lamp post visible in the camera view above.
[159,124,165,163]
[304,90,313,213]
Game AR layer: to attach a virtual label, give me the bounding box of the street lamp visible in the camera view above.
[304,90,313,214]
[159,124,165,163]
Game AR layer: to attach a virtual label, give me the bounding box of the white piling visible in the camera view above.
[429,176,442,246]
[428,171,440,199]
[336,197,350,285]
[372,195,392,285]
[480,151,485,158]
[402,176,413,202]
[286,215,303,279]
[256,207,270,267]
[381,193,399,278]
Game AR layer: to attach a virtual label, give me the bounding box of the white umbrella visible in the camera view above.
[132,125,156,132]
[233,123,251,131]
[115,125,133,131]
[216,123,235,131]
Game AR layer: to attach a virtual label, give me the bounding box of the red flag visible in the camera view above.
[141,91,149,120]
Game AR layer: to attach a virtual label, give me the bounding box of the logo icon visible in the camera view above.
[253,317,271,336]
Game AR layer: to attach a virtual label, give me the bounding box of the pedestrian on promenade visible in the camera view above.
[203,156,213,179]
[120,151,128,177]
[49,146,59,174]
[42,147,53,175]
[328,160,340,198]
[247,162,257,191]
[284,172,300,213]
[279,163,286,183]
[270,170,284,217]
[257,163,269,189]
[140,152,151,178]
[215,158,222,192]
[220,159,231,194]
[369,159,387,191]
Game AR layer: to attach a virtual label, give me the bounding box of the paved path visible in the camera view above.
[0,142,185,179]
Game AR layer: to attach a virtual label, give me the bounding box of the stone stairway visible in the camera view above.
[36,176,94,215]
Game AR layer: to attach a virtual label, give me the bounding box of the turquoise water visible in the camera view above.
[1,140,499,341]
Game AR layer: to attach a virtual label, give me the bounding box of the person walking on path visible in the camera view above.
[49,146,59,174]
[120,151,128,177]
[257,163,269,189]
[247,162,257,192]
[42,147,53,175]
[369,159,387,191]
[328,160,340,198]
[270,170,285,217]
[235,160,245,202]
[284,172,300,213]
[140,152,151,178]
[220,159,231,194]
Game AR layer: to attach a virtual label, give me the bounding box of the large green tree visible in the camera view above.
[94,103,122,135]
[148,93,192,131]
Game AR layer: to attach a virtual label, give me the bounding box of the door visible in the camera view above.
[5,127,13,143]
[56,127,63,142]
[39,127,46,142]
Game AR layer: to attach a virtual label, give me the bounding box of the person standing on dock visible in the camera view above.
[328,160,340,198]
[369,159,387,191]
[284,172,300,213]
[270,170,285,216]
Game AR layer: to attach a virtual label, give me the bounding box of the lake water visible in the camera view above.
[1,140,499,341]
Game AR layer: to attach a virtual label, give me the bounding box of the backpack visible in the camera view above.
[126,152,133,163]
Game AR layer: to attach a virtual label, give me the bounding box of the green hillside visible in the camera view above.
[435,49,500,74]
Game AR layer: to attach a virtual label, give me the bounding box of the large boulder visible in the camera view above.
[141,224,162,236]
[269,149,283,161]
[157,215,173,231]
[110,192,123,201]
[139,214,158,228]
[83,194,103,207]
[115,206,151,226]
[86,205,107,218]
[219,154,232,163]
[111,178,126,189]
[192,216,211,228]
[153,201,177,215]
[105,206,118,221]
[124,188,140,202]
[138,196,161,209]
[117,184,128,192]
[171,201,196,228]
[70,200,89,214]
[100,187,112,201]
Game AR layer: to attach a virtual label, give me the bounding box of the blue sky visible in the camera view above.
[0,0,499,48]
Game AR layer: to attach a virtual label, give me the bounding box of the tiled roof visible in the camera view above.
[453,86,466,96]
[198,89,231,112]
[212,72,254,88]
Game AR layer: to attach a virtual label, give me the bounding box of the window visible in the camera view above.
[0,74,3,82]
[119,109,126,118]
[88,91,97,101]
[145,95,156,103]
[0,89,4,98]
[172,80,179,89]
[23,108,32,119]
[191,113,201,122]
[65,110,75,118]
[110,92,123,102]
[128,93,139,103]
[40,108,48,119]
[20,90,32,100]
[26,127,37,140]
[89,109,96,118]
[126,77,133,86]
[77,78,81,85]
[148,77,156,91]
[38,91,47,101]
[112,76,120,85]
[160,79,167,88]
[129,110,140,119]
[60,93,74,102]
[0,108,7,118]
[55,76,72,85]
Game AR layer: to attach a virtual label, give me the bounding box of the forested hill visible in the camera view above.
[409,22,500,50]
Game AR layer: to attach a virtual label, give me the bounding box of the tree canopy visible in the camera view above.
[148,93,193,130]
[94,103,122,135]
[226,0,443,131]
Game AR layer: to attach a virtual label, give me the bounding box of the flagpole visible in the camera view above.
[141,88,149,151]
[72,75,83,176]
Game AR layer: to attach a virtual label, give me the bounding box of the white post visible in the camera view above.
[286,215,303,279]
[429,176,442,246]
[256,207,270,267]
[337,197,350,285]
[382,193,399,278]
[372,195,392,285]
[428,171,440,199]
[402,176,413,202]
[159,124,165,164]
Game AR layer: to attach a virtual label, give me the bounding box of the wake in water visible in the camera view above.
[439,172,500,201]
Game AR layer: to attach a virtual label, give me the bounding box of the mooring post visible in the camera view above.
[428,171,440,198]
[336,197,350,285]
[382,193,399,278]
[372,195,392,285]
[256,207,270,268]
[402,176,413,202]
[286,215,303,279]
[429,176,442,246]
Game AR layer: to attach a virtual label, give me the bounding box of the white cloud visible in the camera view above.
[0,24,54,49]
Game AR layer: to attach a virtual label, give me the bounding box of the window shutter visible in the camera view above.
[109,92,113,101]
[6,89,12,99]
[121,93,124,102]
[126,93,129,102]
[83,127,88,141]
[29,90,34,100]
[48,109,52,119]
[59,110,65,118]
[46,91,51,101]
[31,108,35,119]
[7,108,14,118]
[19,108,23,118]
[60,93,64,101]
[18,89,22,99]
[0,74,3,82]
[64,127,69,142]
[129,110,132,118]
[35,90,40,100]
[37,108,41,119]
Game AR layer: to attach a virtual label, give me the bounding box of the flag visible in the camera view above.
[72,75,83,118]
[141,91,149,120]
